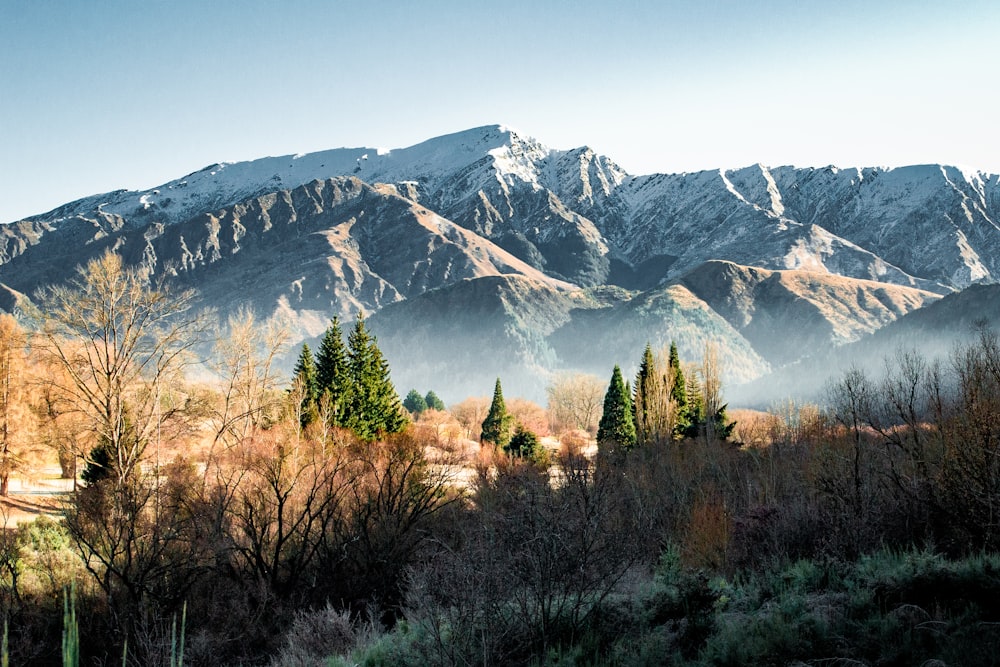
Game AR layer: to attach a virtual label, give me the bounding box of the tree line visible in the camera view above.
[596,341,736,455]
[1,249,1000,665]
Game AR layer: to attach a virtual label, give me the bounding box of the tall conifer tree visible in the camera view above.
[291,342,319,426]
[315,317,349,425]
[481,378,513,448]
[597,365,636,454]
[684,373,706,439]
[668,342,692,438]
[342,313,407,440]
[668,342,688,408]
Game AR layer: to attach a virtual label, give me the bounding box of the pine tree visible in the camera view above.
[708,403,737,441]
[597,365,636,455]
[291,343,319,427]
[506,423,544,464]
[683,372,705,439]
[634,345,652,437]
[481,378,513,449]
[315,317,349,425]
[668,342,687,406]
[424,390,445,412]
[403,389,428,415]
[668,342,691,438]
[342,313,407,441]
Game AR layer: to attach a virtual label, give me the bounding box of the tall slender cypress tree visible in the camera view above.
[597,365,636,455]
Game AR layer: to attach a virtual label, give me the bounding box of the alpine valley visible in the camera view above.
[4,125,999,403]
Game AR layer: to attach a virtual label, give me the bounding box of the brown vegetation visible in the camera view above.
[3,251,1000,665]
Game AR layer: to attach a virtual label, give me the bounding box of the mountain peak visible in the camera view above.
[5,125,1000,404]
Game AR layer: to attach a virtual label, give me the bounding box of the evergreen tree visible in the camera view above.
[708,403,737,441]
[668,341,691,438]
[341,313,407,440]
[81,439,114,486]
[403,389,428,415]
[424,390,445,412]
[82,413,139,485]
[634,345,652,436]
[506,423,545,464]
[597,365,636,455]
[315,317,349,425]
[481,378,513,449]
[290,343,320,427]
[683,372,706,439]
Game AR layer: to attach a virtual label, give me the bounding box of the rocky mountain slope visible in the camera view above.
[3,126,998,402]
[732,283,1000,408]
[677,261,940,367]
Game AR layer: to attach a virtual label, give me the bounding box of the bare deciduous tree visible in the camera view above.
[449,396,489,441]
[225,421,348,601]
[507,397,549,437]
[546,372,605,435]
[701,342,723,420]
[25,250,216,650]
[206,307,288,459]
[634,346,680,446]
[31,354,90,481]
[29,250,209,485]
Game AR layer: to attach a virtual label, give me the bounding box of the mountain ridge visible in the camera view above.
[4,125,999,402]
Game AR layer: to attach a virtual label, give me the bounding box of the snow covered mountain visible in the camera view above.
[12,125,1000,290]
[3,125,998,401]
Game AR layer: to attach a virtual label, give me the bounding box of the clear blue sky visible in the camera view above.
[2,0,997,223]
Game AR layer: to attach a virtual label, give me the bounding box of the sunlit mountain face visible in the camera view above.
[5,125,999,403]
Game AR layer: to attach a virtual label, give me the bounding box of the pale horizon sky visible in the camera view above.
[2,0,998,223]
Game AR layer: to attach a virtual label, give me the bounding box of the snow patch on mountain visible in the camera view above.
[487,134,551,189]
[8,124,1000,293]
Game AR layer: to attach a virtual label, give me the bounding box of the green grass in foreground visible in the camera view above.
[313,549,1000,667]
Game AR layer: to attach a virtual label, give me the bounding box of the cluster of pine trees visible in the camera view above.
[290,314,408,440]
[598,342,735,454]
[402,389,445,415]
